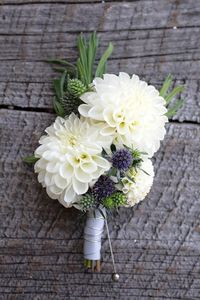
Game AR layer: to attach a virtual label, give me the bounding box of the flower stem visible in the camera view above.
[83,259,101,272]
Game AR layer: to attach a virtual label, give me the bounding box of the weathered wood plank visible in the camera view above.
[0,28,199,62]
[1,1,200,34]
[0,109,200,299]
[0,59,199,122]
[0,1,199,122]
[2,0,104,2]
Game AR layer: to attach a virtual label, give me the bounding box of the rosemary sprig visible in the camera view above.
[48,32,114,117]
[76,32,113,86]
[160,74,184,118]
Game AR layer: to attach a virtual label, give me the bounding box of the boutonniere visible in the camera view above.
[24,32,184,281]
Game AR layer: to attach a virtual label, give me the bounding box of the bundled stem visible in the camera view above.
[84,259,101,272]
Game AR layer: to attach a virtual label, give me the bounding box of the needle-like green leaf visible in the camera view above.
[53,79,62,99]
[52,97,65,117]
[165,85,184,104]
[165,99,183,118]
[46,59,76,69]
[159,74,173,98]
[160,74,184,118]
[95,42,113,78]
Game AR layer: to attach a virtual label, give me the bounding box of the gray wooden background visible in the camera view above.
[0,0,200,299]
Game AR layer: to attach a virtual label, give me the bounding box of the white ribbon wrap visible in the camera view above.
[84,208,105,260]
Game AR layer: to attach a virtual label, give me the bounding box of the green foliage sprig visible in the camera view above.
[48,32,113,117]
[160,74,184,118]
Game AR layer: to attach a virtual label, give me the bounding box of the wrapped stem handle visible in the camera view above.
[84,207,105,262]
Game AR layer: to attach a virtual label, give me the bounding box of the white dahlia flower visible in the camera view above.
[121,159,154,207]
[34,114,111,208]
[79,73,168,157]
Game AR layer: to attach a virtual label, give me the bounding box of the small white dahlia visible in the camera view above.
[79,73,168,157]
[34,114,111,208]
[121,159,154,207]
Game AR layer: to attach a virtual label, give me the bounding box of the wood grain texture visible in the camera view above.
[0,109,200,299]
[0,0,200,299]
[0,1,200,122]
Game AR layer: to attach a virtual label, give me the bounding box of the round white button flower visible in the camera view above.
[121,158,154,207]
[34,114,111,208]
[79,73,168,157]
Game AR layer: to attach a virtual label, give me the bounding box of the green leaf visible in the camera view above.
[110,143,116,153]
[108,167,117,177]
[87,32,98,84]
[160,74,184,117]
[47,59,77,76]
[23,155,39,164]
[53,72,67,100]
[95,42,113,78]
[165,85,184,104]
[77,32,99,86]
[53,97,65,117]
[77,34,88,85]
[53,79,62,99]
[159,74,173,98]
[126,175,135,184]
[60,71,67,99]
[52,66,68,73]
[46,59,76,69]
[140,168,150,176]
[166,100,183,118]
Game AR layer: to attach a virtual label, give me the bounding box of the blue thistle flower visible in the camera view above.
[92,175,116,201]
[112,148,133,171]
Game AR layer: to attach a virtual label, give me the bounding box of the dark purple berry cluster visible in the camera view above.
[92,175,116,201]
[112,149,133,171]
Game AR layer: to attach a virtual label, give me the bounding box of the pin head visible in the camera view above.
[112,273,120,282]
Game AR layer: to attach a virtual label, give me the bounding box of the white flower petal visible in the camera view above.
[59,163,74,179]
[80,161,97,173]
[100,126,116,136]
[64,185,76,202]
[78,104,90,117]
[74,167,92,183]
[93,156,111,170]
[46,162,60,173]
[53,174,68,189]
[44,173,53,186]
[46,187,59,200]
[72,177,88,195]
[88,106,104,120]
[49,184,63,195]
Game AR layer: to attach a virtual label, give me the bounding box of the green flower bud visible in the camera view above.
[103,192,127,209]
[79,194,95,211]
[103,197,113,209]
[68,79,87,97]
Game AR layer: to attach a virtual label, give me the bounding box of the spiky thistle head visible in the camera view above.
[112,148,133,171]
[92,175,116,201]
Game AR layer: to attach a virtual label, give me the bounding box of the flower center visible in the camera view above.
[80,153,88,160]
[69,135,77,147]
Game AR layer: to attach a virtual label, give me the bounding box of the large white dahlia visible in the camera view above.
[121,159,154,207]
[79,73,168,157]
[34,114,111,208]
